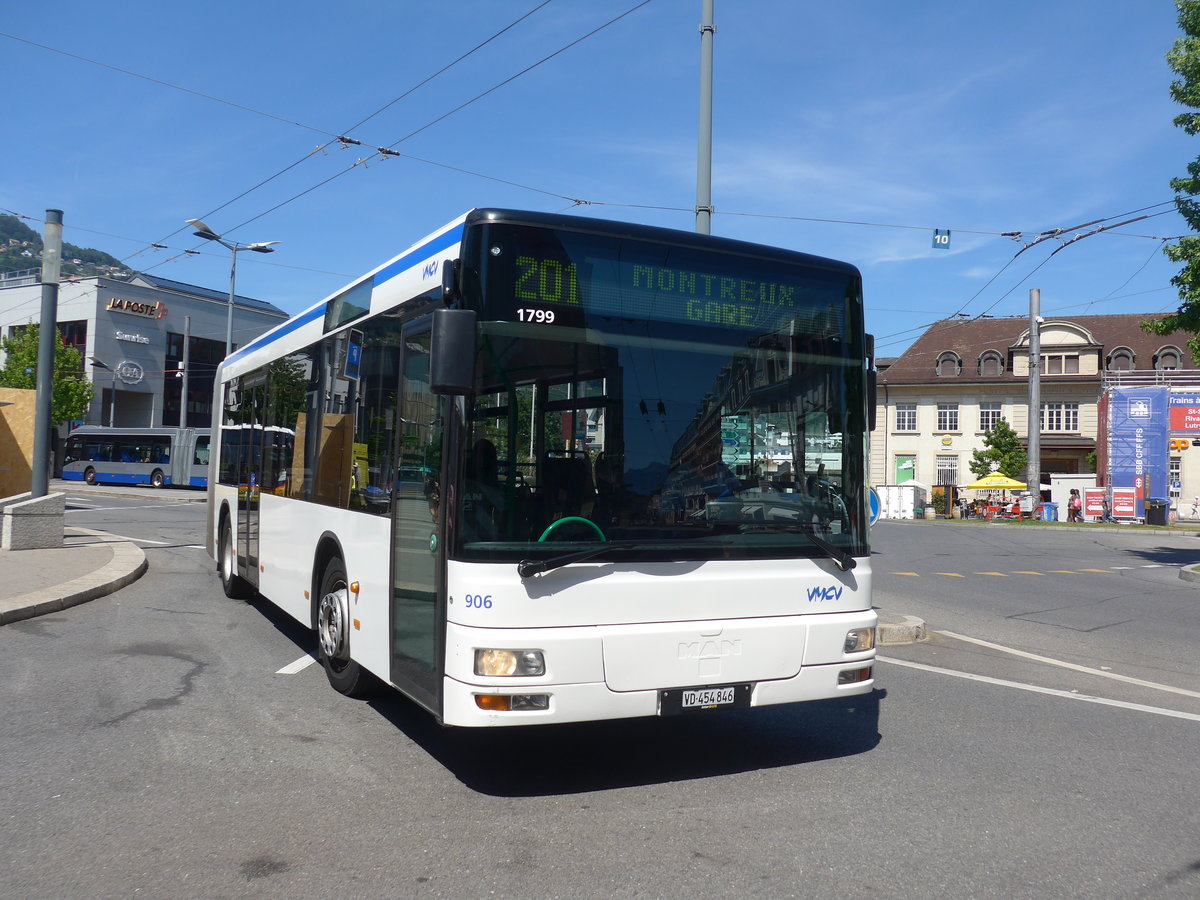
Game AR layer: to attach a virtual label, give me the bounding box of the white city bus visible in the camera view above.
[208,208,877,727]
[64,426,211,488]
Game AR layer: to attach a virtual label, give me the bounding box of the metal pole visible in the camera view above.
[695,0,715,234]
[1027,288,1041,496]
[109,371,117,427]
[181,315,191,428]
[32,209,63,498]
[225,247,237,357]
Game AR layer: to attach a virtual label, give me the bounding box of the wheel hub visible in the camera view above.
[317,586,350,661]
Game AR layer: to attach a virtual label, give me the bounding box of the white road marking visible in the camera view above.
[66,504,179,511]
[92,532,173,546]
[937,630,1200,700]
[276,654,318,675]
[878,657,1200,723]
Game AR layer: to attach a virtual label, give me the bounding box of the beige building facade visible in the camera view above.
[871,313,1199,510]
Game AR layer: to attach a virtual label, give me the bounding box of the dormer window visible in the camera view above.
[935,352,961,377]
[1106,347,1135,372]
[1155,346,1182,371]
[978,351,1004,376]
[1041,353,1079,375]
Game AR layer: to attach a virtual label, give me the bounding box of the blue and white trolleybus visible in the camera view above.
[207,208,877,727]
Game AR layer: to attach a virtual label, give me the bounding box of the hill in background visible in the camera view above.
[0,214,131,281]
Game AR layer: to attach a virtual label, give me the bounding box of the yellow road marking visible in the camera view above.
[1048,570,1077,574]
[891,572,920,577]
[975,572,1008,576]
[1077,568,1115,574]
[1011,571,1044,575]
[934,572,965,577]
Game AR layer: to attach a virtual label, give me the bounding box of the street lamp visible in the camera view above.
[185,218,279,356]
[89,357,117,427]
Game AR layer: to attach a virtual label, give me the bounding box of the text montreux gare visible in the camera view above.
[630,264,798,327]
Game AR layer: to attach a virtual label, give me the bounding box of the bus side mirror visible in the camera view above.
[868,370,877,431]
[441,258,461,304]
[430,308,476,395]
[865,333,876,431]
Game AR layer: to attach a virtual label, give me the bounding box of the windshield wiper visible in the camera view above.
[801,530,856,571]
[517,538,747,579]
[517,544,629,579]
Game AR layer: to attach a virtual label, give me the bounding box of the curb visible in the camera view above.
[1180,563,1200,584]
[878,613,927,645]
[0,527,148,625]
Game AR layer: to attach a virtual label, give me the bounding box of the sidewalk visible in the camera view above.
[0,479,204,626]
[0,527,148,624]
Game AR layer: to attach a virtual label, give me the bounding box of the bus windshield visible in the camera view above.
[453,221,867,565]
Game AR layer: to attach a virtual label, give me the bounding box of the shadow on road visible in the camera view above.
[367,688,884,797]
[246,593,884,796]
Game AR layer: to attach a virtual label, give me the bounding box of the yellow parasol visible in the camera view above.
[963,472,1027,491]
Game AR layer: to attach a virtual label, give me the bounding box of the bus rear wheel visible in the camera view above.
[316,557,371,698]
[150,469,165,488]
[84,467,96,485]
[218,516,255,600]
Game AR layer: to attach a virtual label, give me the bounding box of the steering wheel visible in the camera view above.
[538,516,607,542]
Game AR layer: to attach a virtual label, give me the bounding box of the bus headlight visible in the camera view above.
[844,628,875,653]
[474,649,545,677]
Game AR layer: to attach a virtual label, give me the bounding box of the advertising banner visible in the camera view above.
[1107,387,1169,517]
[1168,392,1200,432]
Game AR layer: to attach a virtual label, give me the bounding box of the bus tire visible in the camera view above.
[150,469,165,488]
[218,515,255,600]
[316,557,372,698]
[84,467,96,485]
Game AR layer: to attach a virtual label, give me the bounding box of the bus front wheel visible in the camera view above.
[84,467,96,485]
[150,469,165,488]
[316,557,371,698]
[218,516,255,600]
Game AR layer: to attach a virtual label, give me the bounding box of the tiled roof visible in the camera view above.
[879,313,1191,385]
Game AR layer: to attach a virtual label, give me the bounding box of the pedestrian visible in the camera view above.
[1068,488,1083,523]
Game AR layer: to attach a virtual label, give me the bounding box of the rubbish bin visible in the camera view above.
[1145,499,1169,526]
[1041,502,1058,522]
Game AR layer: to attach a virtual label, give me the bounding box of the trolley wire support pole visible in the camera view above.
[1027,288,1042,497]
[31,209,63,499]
[695,0,715,234]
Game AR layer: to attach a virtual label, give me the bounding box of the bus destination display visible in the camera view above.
[490,225,847,335]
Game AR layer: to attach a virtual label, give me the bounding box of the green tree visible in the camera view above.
[0,324,94,425]
[1145,0,1200,360]
[969,418,1028,480]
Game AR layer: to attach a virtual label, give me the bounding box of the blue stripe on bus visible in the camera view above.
[224,222,465,368]
[224,302,327,368]
[373,223,464,286]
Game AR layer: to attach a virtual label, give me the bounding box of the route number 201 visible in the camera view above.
[465,594,493,609]
[517,308,555,324]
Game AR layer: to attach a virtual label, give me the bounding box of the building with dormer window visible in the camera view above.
[871,313,1200,508]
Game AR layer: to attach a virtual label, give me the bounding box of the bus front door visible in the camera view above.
[389,320,443,713]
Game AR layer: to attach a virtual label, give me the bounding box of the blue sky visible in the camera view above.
[1,1,1192,357]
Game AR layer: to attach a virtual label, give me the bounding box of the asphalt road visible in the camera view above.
[1,499,1197,899]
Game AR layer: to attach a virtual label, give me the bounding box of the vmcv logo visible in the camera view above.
[807,585,844,602]
[677,640,742,660]
[422,260,440,278]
